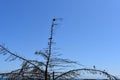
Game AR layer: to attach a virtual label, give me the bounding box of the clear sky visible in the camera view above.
[0,0,120,77]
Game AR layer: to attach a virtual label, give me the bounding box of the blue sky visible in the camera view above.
[0,0,120,77]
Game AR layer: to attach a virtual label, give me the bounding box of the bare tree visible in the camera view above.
[0,45,117,80]
[55,68,118,80]
[0,44,45,80]
[34,18,82,80]
[0,18,118,80]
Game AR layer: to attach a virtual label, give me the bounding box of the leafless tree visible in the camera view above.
[0,18,118,80]
[1,44,117,80]
[0,44,45,80]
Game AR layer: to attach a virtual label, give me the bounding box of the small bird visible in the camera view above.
[93,65,96,69]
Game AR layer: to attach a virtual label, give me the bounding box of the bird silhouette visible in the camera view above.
[93,65,96,69]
